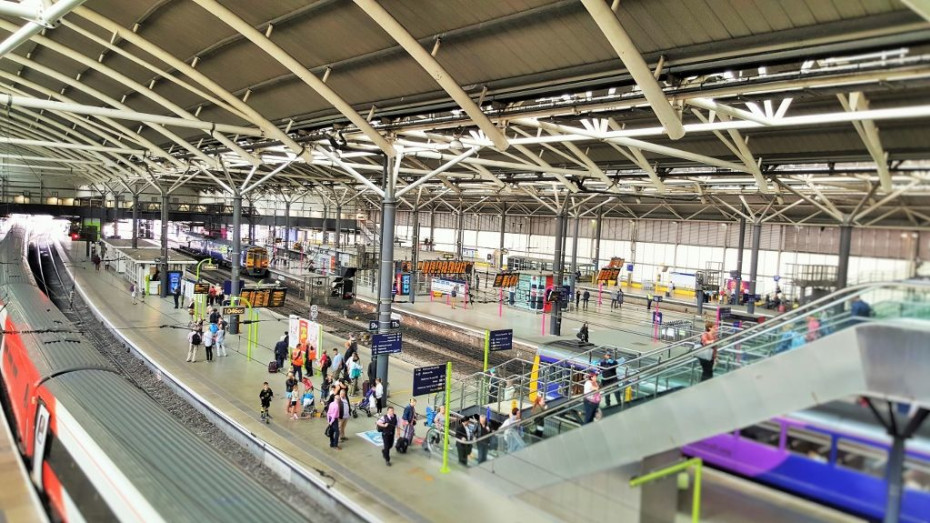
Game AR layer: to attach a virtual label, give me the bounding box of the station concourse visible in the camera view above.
[0,1,930,522]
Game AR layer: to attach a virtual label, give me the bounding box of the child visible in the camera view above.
[130,282,137,304]
[300,383,315,419]
[259,382,273,424]
[284,372,298,418]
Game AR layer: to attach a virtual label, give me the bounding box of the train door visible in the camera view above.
[31,403,50,487]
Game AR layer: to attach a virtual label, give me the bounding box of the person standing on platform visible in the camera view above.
[273,335,288,372]
[582,289,590,310]
[367,358,377,388]
[344,334,359,363]
[338,389,351,443]
[475,415,492,464]
[331,348,344,381]
[204,325,217,362]
[216,288,225,307]
[259,382,274,424]
[374,378,385,415]
[320,350,332,381]
[577,322,589,343]
[450,286,457,309]
[285,372,298,418]
[186,327,202,363]
[455,417,474,466]
[646,292,653,311]
[215,323,227,357]
[304,344,315,377]
[130,282,137,304]
[173,284,181,309]
[326,391,342,450]
[575,289,581,310]
[376,407,398,466]
[290,345,304,381]
[207,285,216,307]
[209,307,221,326]
[348,353,362,396]
[582,371,600,424]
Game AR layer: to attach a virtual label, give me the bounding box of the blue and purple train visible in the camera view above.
[683,412,930,522]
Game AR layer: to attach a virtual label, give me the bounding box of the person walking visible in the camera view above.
[130,282,137,304]
[583,371,600,424]
[273,335,288,372]
[326,392,342,449]
[577,322,589,343]
[599,351,620,407]
[173,284,181,309]
[376,407,398,466]
[215,324,227,357]
[374,378,385,415]
[92,252,102,271]
[697,322,719,382]
[582,289,590,310]
[259,382,273,424]
[186,327,201,363]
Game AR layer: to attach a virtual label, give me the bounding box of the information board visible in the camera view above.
[412,364,446,396]
[652,311,663,325]
[240,288,287,308]
[607,257,626,268]
[596,268,621,283]
[223,306,246,316]
[417,260,473,275]
[368,319,401,332]
[371,332,403,355]
[488,329,513,351]
[493,272,519,288]
[193,282,210,294]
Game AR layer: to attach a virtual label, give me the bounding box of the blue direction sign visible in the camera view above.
[412,364,446,396]
[488,329,513,351]
[371,332,403,355]
[652,311,663,325]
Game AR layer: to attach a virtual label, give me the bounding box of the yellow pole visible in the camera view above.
[441,361,452,474]
[483,330,490,372]
[629,458,702,523]
[528,354,540,403]
[232,295,254,362]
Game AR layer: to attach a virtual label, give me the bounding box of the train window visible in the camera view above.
[835,439,888,478]
[785,427,831,462]
[738,422,781,448]
[904,457,930,492]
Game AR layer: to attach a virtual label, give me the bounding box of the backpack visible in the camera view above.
[191,332,202,345]
[321,353,331,367]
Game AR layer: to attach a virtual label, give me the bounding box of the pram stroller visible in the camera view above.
[353,388,375,418]
[299,379,317,419]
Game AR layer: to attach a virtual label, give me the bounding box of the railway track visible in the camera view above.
[190,266,510,376]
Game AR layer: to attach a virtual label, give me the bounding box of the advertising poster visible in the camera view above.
[288,314,320,352]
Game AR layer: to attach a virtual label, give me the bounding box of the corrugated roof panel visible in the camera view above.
[137,2,240,63]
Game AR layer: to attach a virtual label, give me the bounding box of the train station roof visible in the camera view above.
[2,1,930,226]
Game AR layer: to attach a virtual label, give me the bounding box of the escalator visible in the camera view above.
[459,282,930,495]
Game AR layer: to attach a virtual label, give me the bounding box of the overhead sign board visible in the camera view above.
[596,268,621,283]
[368,319,401,331]
[488,329,513,351]
[193,282,210,294]
[417,260,473,275]
[371,332,403,355]
[240,287,287,308]
[607,257,626,269]
[223,306,246,316]
[493,272,519,288]
[412,364,446,396]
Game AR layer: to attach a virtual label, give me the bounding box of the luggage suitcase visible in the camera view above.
[395,437,409,453]
[268,361,279,373]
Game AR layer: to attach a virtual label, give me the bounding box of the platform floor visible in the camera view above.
[0,397,47,523]
[62,240,558,523]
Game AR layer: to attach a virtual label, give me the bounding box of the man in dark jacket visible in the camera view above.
[455,417,474,465]
[599,351,620,407]
[367,358,377,387]
[209,307,221,325]
[273,335,288,372]
[173,285,181,309]
[475,415,492,463]
[377,407,398,466]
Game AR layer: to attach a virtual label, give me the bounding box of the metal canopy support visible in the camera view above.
[193,0,394,157]
[0,0,88,60]
[593,208,603,270]
[229,193,243,335]
[746,221,761,314]
[570,212,580,302]
[131,192,140,249]
[353,0,509,151]
[734,218,746,304]
[580,0,684,140]
[838,92,892,192]
[836,224,853,290]
[376,152,398,400]
[160,191,169,297]
[901,1,930,23]
[455,209,464,259]
[335,204,343,250]
[410,207,419,304]
[284,200,291,250]
[550,206,567,336]
[498,206,507,269]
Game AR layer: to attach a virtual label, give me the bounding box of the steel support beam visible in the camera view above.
[593,208,603,270]
[550,208,567,336]
[0,0,88,59]
[229,193,242,335]
[335,204,343,250]
[570,213,580,302]
[131,192,139,249]
[580,0,684,139]
[734,218,746,304]
[498,206,507,269]
[160,191,169,297]
[353,0,509,150]
[746,222,761,314]
[836,224,853,290]
[410,207,419,304]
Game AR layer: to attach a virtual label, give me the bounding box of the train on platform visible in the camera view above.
[683,410,930,522]
[177,232,269,277]
[0,223,303,522]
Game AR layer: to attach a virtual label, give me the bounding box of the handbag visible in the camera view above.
[324,422,333,438]
[590,391,602,404]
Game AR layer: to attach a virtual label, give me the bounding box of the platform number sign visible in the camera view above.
[371,332,402,355]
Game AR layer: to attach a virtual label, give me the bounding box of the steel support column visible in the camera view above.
[335,204,343,250]
[498,206,507,269]
[593,209,603,270]
[229,194,242,335]
[410,207,419,304]
[429,208,436,248]
[570,213,580,300]
[376,154,397,400]
[455,210,464,259]
[550,208,567,335]
[747,222,762,314]
[322,205,329,245]
[837,224,853,290]
[160,191,169,297]
[131,192,139,249]
[735,217,746,304]
[283,200,291,251]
